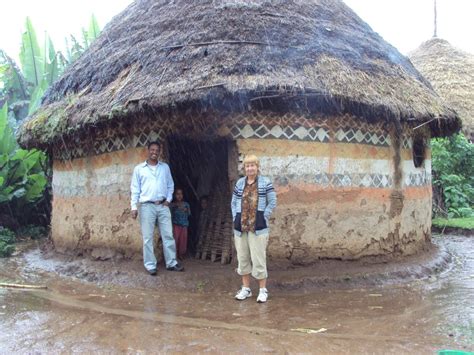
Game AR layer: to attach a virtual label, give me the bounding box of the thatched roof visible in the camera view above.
[409,38,474,140]
[18,0,460,148]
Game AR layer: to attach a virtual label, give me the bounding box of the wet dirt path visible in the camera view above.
[0,235,472,353]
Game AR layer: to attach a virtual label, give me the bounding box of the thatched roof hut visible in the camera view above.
[409,37,474,140]
[17,0,461,263]
[19,0,459,148]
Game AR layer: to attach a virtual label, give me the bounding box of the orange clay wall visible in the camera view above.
[236,139,432,262]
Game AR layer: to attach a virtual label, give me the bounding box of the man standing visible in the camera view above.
[131,141,184,275]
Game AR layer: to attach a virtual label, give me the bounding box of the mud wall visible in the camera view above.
[51,148,148,258]
[50,111,432,262]
[231,115,432,262]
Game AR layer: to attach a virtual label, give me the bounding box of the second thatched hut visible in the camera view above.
[410,38,473,141]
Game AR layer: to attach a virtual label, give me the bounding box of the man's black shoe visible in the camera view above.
[148,269,157,276]
[166,263,184,272]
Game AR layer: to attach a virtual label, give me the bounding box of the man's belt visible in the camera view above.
[142,199,166,205]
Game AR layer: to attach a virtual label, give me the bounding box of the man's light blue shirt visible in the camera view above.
[130,161,174,210]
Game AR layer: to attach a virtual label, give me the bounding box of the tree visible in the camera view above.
[0,15,101,228]
[432,133,474,218]
[0,15,101,126]
[0,103,48,225]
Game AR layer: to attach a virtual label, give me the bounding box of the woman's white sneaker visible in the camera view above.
[257,288,268,303]
[235,287,252,300]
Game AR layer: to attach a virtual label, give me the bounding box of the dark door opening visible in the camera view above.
[167,137,234,263]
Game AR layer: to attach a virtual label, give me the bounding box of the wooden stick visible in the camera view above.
[250,92,327,101]
[194,83,225,90]
[259,12,285,18]
[250,94,284,101]
[156,64,169,86]
[413,117,438,130]
[185,174,199,201]
[160,40,270,51]
[0,282,47,290]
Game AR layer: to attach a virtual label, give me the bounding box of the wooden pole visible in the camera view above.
[0,282,47,289]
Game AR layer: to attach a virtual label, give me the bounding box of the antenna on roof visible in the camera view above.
[433,0,438,37]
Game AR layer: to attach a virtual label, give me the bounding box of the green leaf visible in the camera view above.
[81,28,90,48]
[0,104,17,154]
[11,149,41,178]
[28,79,48,115]
[0,185,14,203]
[25,173,47,201]
[0,227,16,245]
[0,241,15,257]
[0,103,8,137]
[87,14,100,43]
[43,35,59,85]
[0,144,47,207]
[0,153,8,168]
[64,37,72,63]
[19,17,43,86]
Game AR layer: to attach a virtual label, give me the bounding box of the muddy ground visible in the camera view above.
[0,234,473,353]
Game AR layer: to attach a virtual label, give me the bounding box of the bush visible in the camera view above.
[432,133,474,218]
[0,104,49,226]
[0,226,16,244]
[17,225,47,240]
[0,226,16,257]
[0,242,15,257]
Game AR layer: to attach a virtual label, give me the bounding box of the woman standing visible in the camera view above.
[231,155,277,303]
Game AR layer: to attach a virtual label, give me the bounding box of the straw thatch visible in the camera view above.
[409,38,474,140]
[18,0,460,148]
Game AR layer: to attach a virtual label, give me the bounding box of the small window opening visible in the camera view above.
[412,135,426,168]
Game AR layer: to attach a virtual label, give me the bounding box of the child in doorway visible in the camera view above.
[171,188,191,259]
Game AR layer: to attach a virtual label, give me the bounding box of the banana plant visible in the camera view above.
[2,15,101,119]
[19,17,43,87]
[0,104,17,153]
[87,14,100,43]
[0,15,101,226]
[0,103,47,205]
[43,35,59,85]
[28,78,48,115]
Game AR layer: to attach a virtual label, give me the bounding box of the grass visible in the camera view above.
[195,280,207,292]
[432,217,474,230]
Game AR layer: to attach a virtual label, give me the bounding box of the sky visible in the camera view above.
[1,0,473,63]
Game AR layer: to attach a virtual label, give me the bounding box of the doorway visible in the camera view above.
[167,137,235,263]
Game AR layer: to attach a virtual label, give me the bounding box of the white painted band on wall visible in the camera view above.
[52,156,431,198]
[52,162,136,197]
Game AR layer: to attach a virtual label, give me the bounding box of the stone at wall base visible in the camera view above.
[90,248,117,261]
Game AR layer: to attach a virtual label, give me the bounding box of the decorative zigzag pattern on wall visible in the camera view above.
[51,112,429,187]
